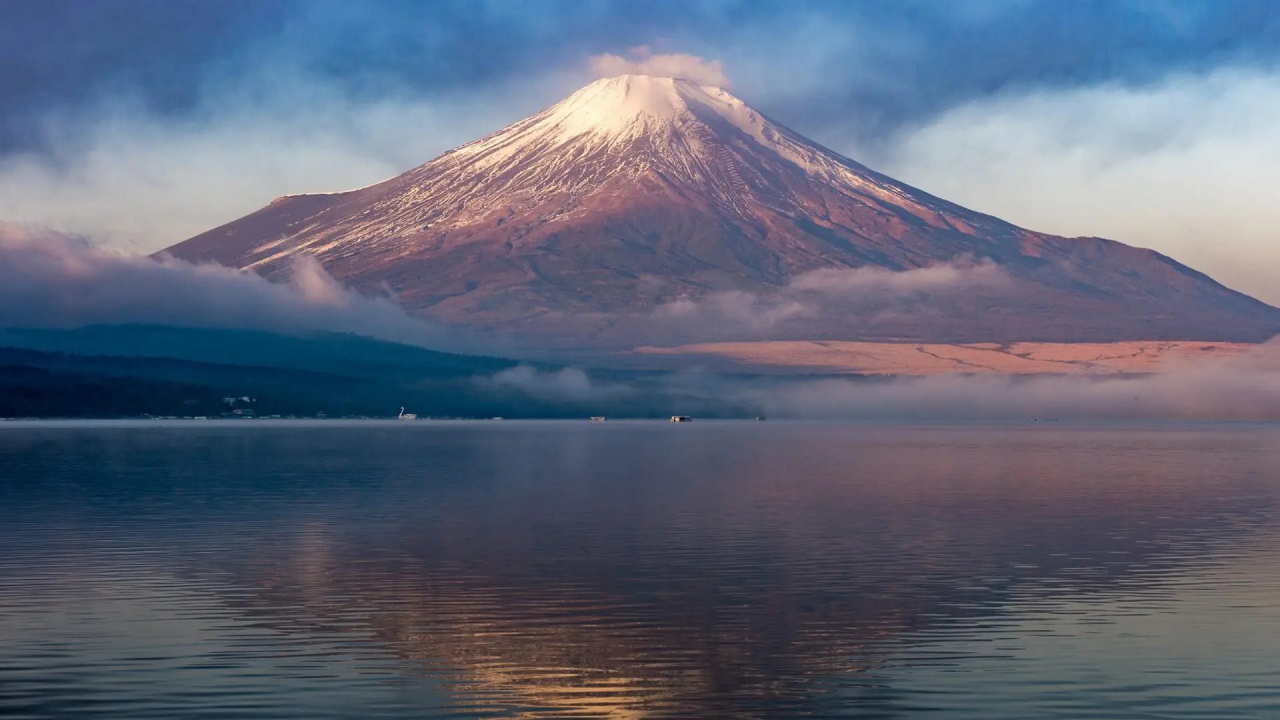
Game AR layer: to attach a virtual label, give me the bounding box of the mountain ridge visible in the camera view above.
[163,74,1280,345]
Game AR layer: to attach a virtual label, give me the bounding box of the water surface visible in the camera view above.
[2,420,1279,718]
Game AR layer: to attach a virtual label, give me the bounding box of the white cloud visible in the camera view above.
[864,66,1280,306]
[654,260,1008,333]
[0,72,570,254]
[589,47,730,87]
[656,291,813,332]
[788,260,1007,294]
[0,223,486,352]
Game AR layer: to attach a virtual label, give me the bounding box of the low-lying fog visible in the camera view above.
[3,224,1277,420]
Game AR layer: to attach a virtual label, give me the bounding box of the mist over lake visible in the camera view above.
[3,420,1279,718]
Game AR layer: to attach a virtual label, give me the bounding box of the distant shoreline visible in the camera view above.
[634,340,1270,375]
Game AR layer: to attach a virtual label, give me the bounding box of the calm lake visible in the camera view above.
[2,420,1279,718]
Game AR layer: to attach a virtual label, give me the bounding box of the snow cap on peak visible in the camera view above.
[543,74,762,143]
[447,67,774,171]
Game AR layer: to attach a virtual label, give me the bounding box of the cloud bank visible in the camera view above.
[655,260,1008,333]
[735,351,1280,420]
[589,47,730,87]
[482,344,1280,420]
[4,224,1277,421]
[0,224,483,351]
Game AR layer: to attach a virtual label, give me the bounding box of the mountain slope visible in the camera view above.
[164,75,1280,344]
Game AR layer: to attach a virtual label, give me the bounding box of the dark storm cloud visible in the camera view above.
[753,0,1280,145]
[0,0,700,153]
[0,1,291,154]
[6,1,1280,152]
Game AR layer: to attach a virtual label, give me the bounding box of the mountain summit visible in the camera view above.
[165,75,1280,344]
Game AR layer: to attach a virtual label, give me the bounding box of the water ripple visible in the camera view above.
[2,421,1279,717]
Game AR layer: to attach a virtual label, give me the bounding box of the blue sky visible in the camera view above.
[3,0,1280,302]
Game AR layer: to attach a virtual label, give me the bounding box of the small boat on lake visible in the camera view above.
[398,407,417,420]
[670,415,692,423]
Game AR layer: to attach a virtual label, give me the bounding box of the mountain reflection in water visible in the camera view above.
[2,421,1279,718]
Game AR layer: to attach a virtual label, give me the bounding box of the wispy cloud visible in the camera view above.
[653,260,1008,334]
[656,291,813,333]
[788,261,1007,294]
[480,365,633,402]
[589,47,730,87]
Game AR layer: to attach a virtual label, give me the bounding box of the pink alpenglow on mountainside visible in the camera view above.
[163,75,1280,346]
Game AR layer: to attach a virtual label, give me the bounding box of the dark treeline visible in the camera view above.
[0,360,225,418]
[0,343,755,420]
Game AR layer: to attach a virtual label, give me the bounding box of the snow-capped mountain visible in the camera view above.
[164,75,1280,344]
